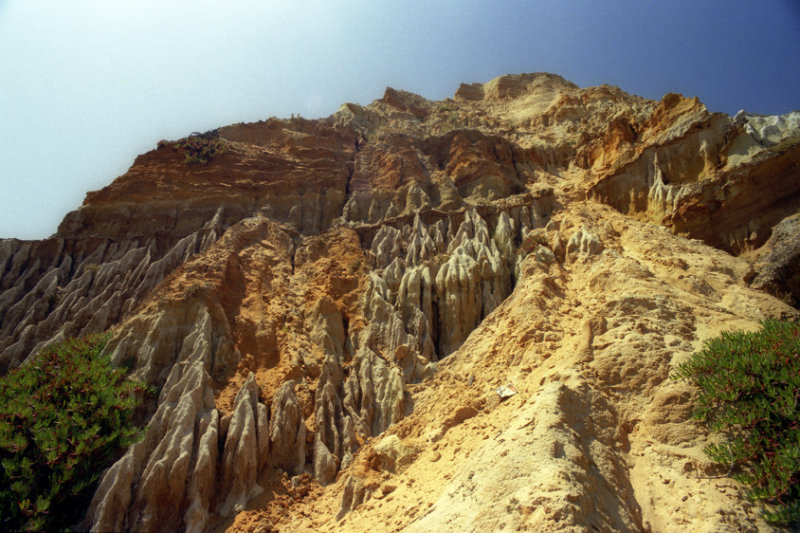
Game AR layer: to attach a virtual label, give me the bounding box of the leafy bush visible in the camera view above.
[673,319,800,525]
[176,137,228,164]
[0,334,147,531]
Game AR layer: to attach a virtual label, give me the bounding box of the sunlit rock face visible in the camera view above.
[588,95,800,256]
[1,72,798,532]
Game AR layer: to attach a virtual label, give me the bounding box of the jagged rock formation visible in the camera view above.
[748,213,800,306]
[1,72,799,532]
[588,96,800,255]
[0,212,225,372]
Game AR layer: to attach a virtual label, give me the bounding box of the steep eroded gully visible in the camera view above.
[80,128,563,531]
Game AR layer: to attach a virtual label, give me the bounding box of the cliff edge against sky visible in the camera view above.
[1,73,799,532]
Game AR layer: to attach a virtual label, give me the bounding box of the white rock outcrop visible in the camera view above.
[0,212,225,371]
[269,381,307,476]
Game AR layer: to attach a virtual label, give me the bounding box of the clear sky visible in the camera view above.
[1,0,798,240]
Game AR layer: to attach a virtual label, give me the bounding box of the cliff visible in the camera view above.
[1,72,799,532]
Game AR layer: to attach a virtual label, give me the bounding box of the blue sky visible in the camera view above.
[1,1,798,240]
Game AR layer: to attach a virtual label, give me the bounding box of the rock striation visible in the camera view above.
[1,72,799,532]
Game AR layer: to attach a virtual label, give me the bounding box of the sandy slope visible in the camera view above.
[227,199,795,532]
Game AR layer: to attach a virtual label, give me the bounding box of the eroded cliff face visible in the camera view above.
[1,72,799,532]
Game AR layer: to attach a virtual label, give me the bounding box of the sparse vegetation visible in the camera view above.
[434,109,461,133]
[0,334,148,531]
[158,129,228,164]
[521,233,548,255]
[673,319,800,525]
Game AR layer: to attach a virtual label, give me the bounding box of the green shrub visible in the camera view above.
[673,319,800,525]
[0,334,147,531]
[176,136,228,164]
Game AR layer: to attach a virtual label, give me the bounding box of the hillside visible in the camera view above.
[1,73,799,532]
